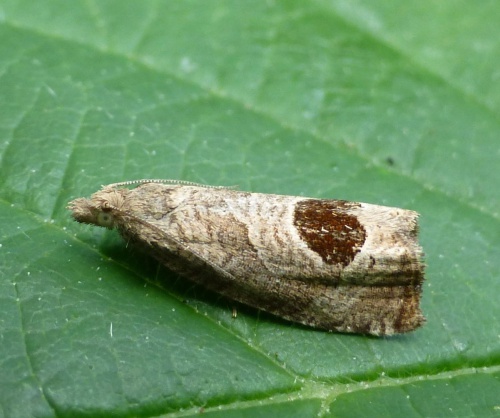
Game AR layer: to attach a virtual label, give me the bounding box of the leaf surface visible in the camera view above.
[1,1,499,417]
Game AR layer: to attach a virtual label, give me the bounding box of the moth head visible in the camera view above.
[68,187,127,229]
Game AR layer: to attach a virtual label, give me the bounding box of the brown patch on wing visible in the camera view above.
[293,200,366,266]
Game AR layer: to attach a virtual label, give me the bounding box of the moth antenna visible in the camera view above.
[105,179,235,190]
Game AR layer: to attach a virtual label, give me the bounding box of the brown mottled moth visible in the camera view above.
[68,180,425,336]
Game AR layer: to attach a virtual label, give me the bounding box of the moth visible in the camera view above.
[68,180,425,336]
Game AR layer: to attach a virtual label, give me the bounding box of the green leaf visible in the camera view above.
[1,1,499,417]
